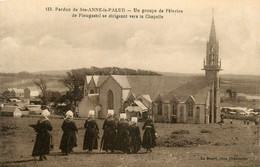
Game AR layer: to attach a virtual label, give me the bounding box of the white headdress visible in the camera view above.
[66,110,73,118]
[120,113,127,120]
[42,109,50,119]
[107,109,114,116]
[131,117,138,123]
[88,110,95,117]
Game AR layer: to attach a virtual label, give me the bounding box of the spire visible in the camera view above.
[209,9,217,42]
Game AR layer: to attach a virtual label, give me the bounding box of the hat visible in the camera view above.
[88,110,95,117]
[131,117,138,123]
[66,110,73,118]
[107,109,114,116]
[120,113,127,120]
[42,109,50,117]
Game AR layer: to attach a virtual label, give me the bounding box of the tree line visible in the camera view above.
[70,66,161,76]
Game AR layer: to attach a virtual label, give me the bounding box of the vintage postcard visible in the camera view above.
[0,0,259,167]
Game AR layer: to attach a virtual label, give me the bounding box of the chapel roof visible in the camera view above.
[161,77,210,104]
[85,75,208,102]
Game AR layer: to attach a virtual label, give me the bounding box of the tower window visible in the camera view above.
[210,54,215,65]
[90,89,94,94]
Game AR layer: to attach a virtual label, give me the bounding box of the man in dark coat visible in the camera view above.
[31,109,53,161]
[142,116,157,153]
[60,110,78,155]
[115,113,130,153]
[129,117,141,153]
[101,109,117,153]
[83,110,99,152]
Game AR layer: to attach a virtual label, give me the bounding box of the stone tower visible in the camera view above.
[202,14,222,82]
[203,13,222,123]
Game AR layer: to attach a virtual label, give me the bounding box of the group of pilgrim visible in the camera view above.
[30,109,157,161]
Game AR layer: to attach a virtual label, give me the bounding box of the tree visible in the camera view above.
[225,89,233,99]
[58,69,85,112]
[45,90,62,103]
[33,78,48,105]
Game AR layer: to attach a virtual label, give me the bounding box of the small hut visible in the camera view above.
[125,100,148,119]
[0,106,22,117]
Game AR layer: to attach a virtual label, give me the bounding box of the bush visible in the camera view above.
[157,136,209,147]
[224,115,256,121]
[0,124,18,136]
[200,129,212,133]
[171,130,190,135]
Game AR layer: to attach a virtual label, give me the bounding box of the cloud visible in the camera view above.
[0,0,259,75]
[39,35,72,49]
[0,37,20,49]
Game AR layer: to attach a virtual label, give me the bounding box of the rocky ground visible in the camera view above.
[0,117,259,167]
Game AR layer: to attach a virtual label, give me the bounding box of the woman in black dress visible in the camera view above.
[142,116,157,153]
[59,110,78,155]
[101,110,117,153]
[83,110,99,152]
[31,109,53,161]
[129,117,141,153]
[115,113,130,153]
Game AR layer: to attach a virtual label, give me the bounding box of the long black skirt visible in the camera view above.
[142,128,156,149]
[32,132,52,156]
[83,130,98,151]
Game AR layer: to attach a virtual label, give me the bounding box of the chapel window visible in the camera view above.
[158,101,162,115]
[107,90,114,109]
[187,102,193,117]
[172,103,177,115]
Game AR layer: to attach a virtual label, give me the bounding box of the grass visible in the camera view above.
[0,117,259,167]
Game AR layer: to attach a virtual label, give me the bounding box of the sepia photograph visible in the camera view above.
[0,0,259,166]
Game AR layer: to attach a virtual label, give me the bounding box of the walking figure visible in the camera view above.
[31,109,53,161]
[83,110,99,153]
[101,110,117,153]
[142,116,157,153]
[129,117,141,154]
[60,110,78,155]
[115,113,130,153]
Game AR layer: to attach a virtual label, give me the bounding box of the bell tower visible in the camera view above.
[202,11,222,82]
[202,10,222,123]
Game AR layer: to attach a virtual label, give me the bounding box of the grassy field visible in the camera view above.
[0,75,67,93]
[0,117,259,167]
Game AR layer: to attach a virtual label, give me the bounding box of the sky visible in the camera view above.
[0,0,259,75]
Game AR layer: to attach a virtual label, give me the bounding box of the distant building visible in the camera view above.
[24,87,40,99]
[0,105,22,117]
[8,88,24,98]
